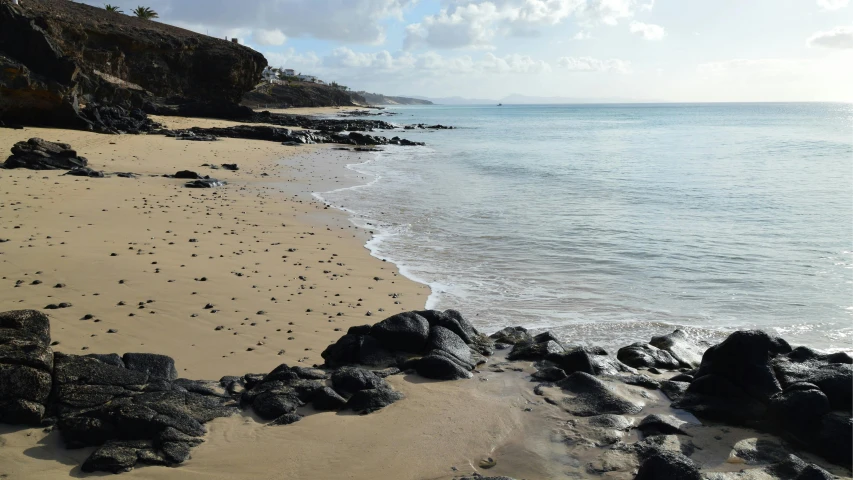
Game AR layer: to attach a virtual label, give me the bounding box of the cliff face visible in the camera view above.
[241,82,365,108]
[0,0,266,128]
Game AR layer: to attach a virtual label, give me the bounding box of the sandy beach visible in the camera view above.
[1,114,850,480]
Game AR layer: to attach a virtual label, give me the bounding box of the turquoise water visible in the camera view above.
[317,103,853,351]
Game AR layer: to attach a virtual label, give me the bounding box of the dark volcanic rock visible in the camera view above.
[507,339,564,361]
[173,170,204,179]
[531,366,567,382]
[185,179,225,188]
[617,342,681,370]
[489,326,532,345]
[426,326,474,368]
[772,347,852,410]
[122,353,178,381]
[65,166,104,177]
[659,380,689,402]
[0,0,266,129]
[346,386,404,414]
[331,366,384,395]
[416,350,473,380]
[649,329,706,368]
[555,372,644,416]
[636,414,690,437]
[369,312,430,353]
[634,451,702,480]
[693,330,790,402]
[0,310,53,425]
[2,138,88,170]
[673,329,852,467]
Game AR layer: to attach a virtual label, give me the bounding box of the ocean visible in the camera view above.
[316,103,853,352]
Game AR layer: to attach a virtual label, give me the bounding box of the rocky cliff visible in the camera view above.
[0,0,266,128]
[241,81,366,108]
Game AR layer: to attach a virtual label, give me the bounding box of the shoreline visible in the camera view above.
[0,111,850,480]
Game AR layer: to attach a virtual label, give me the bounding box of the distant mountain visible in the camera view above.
[415,94,659,105]
[355,92,433,105]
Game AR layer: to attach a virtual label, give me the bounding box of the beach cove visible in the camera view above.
[0,109,850,480]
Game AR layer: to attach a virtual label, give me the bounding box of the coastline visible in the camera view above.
[0,111,850,480]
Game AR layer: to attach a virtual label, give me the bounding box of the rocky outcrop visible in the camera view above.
[321,310,493,380]
[161,125,425,147]
[2,138,88,170]
[673,330,852,466]
[242,81,365,108]
[0,0,265,129]
[0,310,53,425]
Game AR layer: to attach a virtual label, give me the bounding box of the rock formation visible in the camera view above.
[2,138,88,170]
[0,0,266,129]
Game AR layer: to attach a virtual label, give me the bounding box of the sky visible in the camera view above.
[80,0,853,102]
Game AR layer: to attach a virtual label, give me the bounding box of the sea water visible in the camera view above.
[316,103,853,352]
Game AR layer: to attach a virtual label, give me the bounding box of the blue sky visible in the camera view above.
[81,0,853,101]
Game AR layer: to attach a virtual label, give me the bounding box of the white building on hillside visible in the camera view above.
[296,74,317,83]
[284,69,295,76]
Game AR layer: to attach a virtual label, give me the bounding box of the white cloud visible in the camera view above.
[573,30,592,40]
[480,53,552,73]
[404,3,503,50]
[556,56,632,73]
[578,0,639,26]
[629,21,665,40]
[264,49,322,71]
[252,29,287,46]
[807,25,853,49]
[817,0,849,11]
[77,0,414,44]
[696,58,809,77]
[309,48,552,79]
[405,0,648,49]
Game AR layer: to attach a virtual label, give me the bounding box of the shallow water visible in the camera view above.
[317,103,853,352]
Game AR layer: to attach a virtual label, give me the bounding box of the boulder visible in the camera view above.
[369,312,430,353]
[122,353,178,381]
[320,334,363,367]
[416,350,473,380]
[346,387,404,414]
[173,170,204,179]
[772,348,852,410]
[0,310,53,425]
[330,367,384,395]
[816,412,852,467]
[617,342,681,370]
[508,339,564,361]
[555,372,644,416]
[693,330,790,402]
[727,438,789,465]
[531,366,567,382]
[2,138,88,170]
[659,380,689,402]
[416,309,479,344]
[636,414,691,437]
[634,451,702,480]
[649,329,706,368]
[185,179,225,188]
[489,326,532,345]
[426,326,474,367]
[64,166,104,177]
